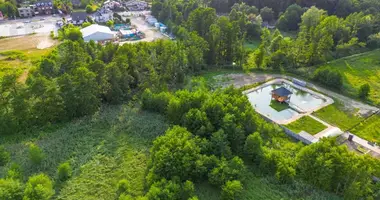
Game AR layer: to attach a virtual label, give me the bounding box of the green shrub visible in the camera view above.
[0,145,10,166]
[244,132,263,164]
[57,162,72,181]
[221,180,243,200]
[117,179,130,196]
[86,5,94,13]
[0,178,23,200]
[208,157,245,186]
[313,68,343,90]
[28,144,45,165]
[23,173,54,200]
[358,83,370,99]
[141,89,172,113]
[6,163,23,180]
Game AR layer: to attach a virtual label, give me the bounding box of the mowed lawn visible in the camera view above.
[351,114,380,144]
[315,50,380,105]
[314,102,363,131]
[285,116,327,135]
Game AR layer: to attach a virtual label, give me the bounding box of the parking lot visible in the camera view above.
[0,15,62,37]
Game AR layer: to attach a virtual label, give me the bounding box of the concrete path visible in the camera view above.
[341,132,380,155]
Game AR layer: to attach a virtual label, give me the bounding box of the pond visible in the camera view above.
[246,83,326,122]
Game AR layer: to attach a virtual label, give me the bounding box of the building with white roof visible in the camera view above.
[80,24,115,42]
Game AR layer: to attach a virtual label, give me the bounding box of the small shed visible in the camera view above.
[271,87,292,103]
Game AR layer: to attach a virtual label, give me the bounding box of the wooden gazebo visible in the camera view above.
[271,87,292,103]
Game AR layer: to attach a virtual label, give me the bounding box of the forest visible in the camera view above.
[1,0,380,199]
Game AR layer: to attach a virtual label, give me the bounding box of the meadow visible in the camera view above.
[285,116,327,135]
[314,101,363,131]
[351,114,380,144]
[311,49,380,105]
[0,104,342,199]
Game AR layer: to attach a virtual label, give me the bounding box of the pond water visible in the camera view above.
[246,83,326,122]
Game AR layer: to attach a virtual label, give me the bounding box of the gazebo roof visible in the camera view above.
[272,87,293,96]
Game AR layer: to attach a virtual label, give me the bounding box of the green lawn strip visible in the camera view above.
[350,114,380,144]
[285,116,327,135]
[313,102,362,131]
[270,100,289,112]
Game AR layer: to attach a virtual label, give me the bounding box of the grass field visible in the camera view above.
[196,169,341,200]
[0,105,169,199]
[313,49,380,105]
[314,102,363,131]
[285,116,327,135]
[351,114,380,144]
[0,49,52,81]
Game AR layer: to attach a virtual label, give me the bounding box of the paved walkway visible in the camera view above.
[341,132,380,155]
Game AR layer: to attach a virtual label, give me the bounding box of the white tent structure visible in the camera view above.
[81,24,115,42]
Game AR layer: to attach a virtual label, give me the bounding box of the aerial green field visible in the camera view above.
[351,114,380,144]
[314,49,380,105]
[285,116,327,135]
[0,105,341,199]
[314,102,363,131]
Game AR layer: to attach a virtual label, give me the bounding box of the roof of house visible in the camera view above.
[71,0,81,5]
[81,24,114,38]
[71,12,87,21]
[272,87,293,96]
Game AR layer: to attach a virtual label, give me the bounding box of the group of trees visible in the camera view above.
[0,144,72,200]
[141,85,380,199]
[0,0,17,19]
[245,6,380,72]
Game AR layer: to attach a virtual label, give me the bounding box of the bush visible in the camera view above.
[182,108,213,137]
[82,21,91,28]
[208,157,245,186]
[24,174,54,200]
[141,89,172,113]
[313,69,343,90]
[221,180,243,200]
[28,143,45,165]
[0,145,10,166]
[117,179,130,196]
[6,163,23,180]
[57,162,72,181]
[86,5,94,13]
[0,178,23,200]
[244,132,263,164]
[367,33,380,49]
[358,83,370,99]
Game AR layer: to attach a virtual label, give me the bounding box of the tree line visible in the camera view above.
[139,84,380,199]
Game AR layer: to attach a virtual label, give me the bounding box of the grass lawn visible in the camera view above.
[351,114,380,144]
[285,116,327,135]
[314,102,363,131]
[312,49,380,105]
[270,100,289,112]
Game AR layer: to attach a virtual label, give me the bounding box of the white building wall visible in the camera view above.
[83,32,114,42]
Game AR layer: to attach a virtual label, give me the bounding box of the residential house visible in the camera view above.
[71,0,81,8]
[93,9,113,23]
[71,11,87,25]
[34,0,53,15]
[103,0,121,10]
[18,6,35,18]
[124,0,147,11]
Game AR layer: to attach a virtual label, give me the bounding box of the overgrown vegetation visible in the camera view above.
[351,114,380,144]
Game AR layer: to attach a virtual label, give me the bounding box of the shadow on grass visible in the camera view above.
[270,100,289,112]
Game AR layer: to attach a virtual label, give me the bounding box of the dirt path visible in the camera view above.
[216,73,379,116]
